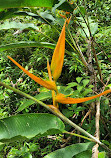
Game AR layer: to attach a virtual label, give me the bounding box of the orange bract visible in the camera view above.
[7,56,57,91]
[47,60,52,81]
[51,21,66,80]
[55,89,111,104]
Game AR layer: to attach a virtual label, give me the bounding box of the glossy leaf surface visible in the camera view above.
[0,0,74,12]
[0,113,65,143]
[44,142,94,158]
[0,21,39,31]
[0,42,55,51]
[17,91,52,112]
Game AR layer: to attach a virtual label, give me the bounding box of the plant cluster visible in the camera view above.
[0,0,111,157]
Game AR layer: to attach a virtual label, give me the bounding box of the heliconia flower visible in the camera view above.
[51,21,66,81]
[7,56,57,91]
[55,89,111,104]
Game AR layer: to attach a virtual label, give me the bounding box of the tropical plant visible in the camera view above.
[0,0,111,157]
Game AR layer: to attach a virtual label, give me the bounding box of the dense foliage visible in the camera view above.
[0,0,111,157]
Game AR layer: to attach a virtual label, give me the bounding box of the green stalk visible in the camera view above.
[91,39,103,81]
[63,131,94,142]
[0,81,111,153]
[67,28,90,70]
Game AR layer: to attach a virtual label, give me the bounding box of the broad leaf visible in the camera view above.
[65,82,78,91]
[77,17,98,37]
[0,113,65,143]
[82,79,90,87]
[76,77,83,83]
[0,0,74,13]
[0,21,39,31]
[0,8,19,20]
[52,0,74,12]
[0,9,55,23]
[0,0,54,9]
[44,142,94,158]
[17,91,52,112]
[0,42,55,51]
[98,152,106,158]
[74,150,92,158]
[15,11,55,24]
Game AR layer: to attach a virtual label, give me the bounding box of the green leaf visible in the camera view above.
[0,0,55,9]
[0,21,39,31]
[15,11,55,24]
[44,142,94,158]
[0,8,19,20]
[65,82,78,91]
[79,6,86,16]
[82,79,90,87]
[17,91,52,112]
[0,0,74,13]
[0,9,55,23]
[0,113,65,143]
[106,84,111,88]
[98,152,106,158]
[74,150,92,158]
[82,88,93,96]
[52,0,74,13]
[77,17,98,37]
[62,109,73,118]
[76,77,83,83]
[0,42,55,51]
[58,86,73,96]
[76,107,86,113]
[77,85,83,92]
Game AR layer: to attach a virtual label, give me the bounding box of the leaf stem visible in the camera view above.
[0,81,111,153]
[63,131,94,142]
[67,28,89,70]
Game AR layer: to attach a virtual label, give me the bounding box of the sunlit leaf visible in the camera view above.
[82,79,90,87]
[17,91,52,112]
[0,21,39,31]
[75,150,92,158]
[44,142,94,158]
[15,11,55,24]
[52,0,74,13]
[0,0,54,9]
[0,113,65,143]
[0,0,74,13]
[98,152,106,158]
[0,42,55,51]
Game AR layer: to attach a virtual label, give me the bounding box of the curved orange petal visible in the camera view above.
[51,21,66,80]
[8,56,57,91]
[55,89,111,104]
